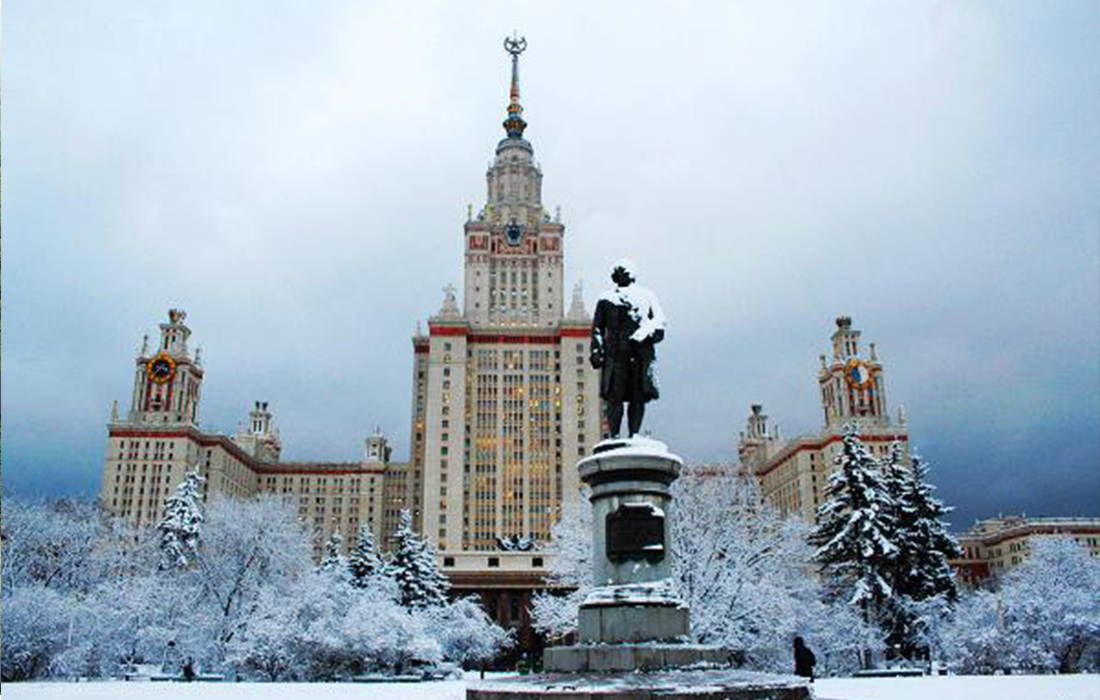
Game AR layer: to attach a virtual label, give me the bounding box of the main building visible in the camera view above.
[99,40,599,654]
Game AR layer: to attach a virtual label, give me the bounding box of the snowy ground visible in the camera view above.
[3,674,1098,700]
[816,674,1100,700]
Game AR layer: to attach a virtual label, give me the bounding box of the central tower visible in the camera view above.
[463,35,564,329]
[409,39,601,607]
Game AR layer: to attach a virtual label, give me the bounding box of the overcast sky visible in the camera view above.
[4,1,1098,530]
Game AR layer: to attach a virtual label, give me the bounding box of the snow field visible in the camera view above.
[816,673,1100,700]
[0,680,468,700]
[3,674,1098,700]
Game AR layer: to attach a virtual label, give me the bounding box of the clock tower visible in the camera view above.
[819,316,888,429]
[129,309,204,425]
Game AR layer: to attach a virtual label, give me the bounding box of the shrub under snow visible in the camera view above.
[1,493,509,681]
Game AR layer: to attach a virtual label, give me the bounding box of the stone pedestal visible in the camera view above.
[475,440,810,697]
[543,438,724,673]
[468,669,812,700]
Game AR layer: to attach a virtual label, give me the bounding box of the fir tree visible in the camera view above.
[156,469,206,568]
[809,424,899,620]
[876,441,918,653]
[385,510,450,609]
[346,523,383,587]
[320,530,347,575]
[894,452,961,603]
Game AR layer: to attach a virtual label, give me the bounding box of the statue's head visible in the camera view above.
[611,259,636,287]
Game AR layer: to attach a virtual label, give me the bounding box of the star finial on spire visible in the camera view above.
[502,33,528,138]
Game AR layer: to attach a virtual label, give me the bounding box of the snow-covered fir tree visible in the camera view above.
[809,424,899,619]
[385,510,450,609]
[320,530,347,575]
[893,452,962,602]
[346,523,384,586]
[156,469,206,569]
[878,448,962,657]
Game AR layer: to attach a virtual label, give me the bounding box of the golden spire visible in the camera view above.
[503,33,528,138]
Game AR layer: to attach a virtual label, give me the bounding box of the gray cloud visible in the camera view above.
[4,1,1098,528]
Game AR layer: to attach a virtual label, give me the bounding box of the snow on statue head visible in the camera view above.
[611,258,637,287]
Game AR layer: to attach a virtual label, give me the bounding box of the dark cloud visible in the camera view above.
[4,1,1098,529]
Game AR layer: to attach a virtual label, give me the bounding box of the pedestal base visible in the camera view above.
[578,603,689,643]
[544,643,732,673]
[467,668,812,700]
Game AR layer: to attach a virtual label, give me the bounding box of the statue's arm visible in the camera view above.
[630,290,666,345]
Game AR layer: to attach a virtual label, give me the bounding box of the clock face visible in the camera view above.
[505,221,523,245]
[148,353,177,385]
[846,359,873,389]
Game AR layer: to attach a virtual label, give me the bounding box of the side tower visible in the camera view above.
[819,315,889,429]
[232,401,282,463]
[128,309,204,425]
[746,316,909,522]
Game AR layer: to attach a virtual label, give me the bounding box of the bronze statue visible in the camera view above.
[590,260,666,438]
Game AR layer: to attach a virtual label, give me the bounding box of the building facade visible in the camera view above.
[950,515,1100,586]
[410,38,600,563]
[100,41,598,656]
[100,310,407,561]
[408,40,601,652]
[739,316,910,522]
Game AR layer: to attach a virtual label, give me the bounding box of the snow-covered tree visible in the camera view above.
[320,530,347,575]
[344,587,443,672]
[674,466,811,661]
[1,497,100,596]
[940,537,1100,674]
[0,584,72,680]
[156,470,205,569]
[386,510,450,609]
[530,492,592,640]
[892,452,961,603]
[191,495,313,660]
[810,424,899,620]
[347,524,384,587]
[426,596,514,667]
[531,466,882,673]
[0,494,514,679]
[228,568,360,680]
[880,450,962,657]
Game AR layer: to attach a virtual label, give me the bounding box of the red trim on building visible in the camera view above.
[468,334,558,345]
[423,328,588,345]
[414,343,429,354]
[110,429,193,440]
[559,327,591,338]
[108,427,387,478]
[255,466,386,476]
[429,325,469,336]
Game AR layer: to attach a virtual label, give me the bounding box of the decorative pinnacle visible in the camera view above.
[503,33,528,138]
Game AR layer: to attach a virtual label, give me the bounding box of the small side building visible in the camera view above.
[951,515,1100,587]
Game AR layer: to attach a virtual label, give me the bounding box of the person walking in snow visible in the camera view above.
[793,636,816,680]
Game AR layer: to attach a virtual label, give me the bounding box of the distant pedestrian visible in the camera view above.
[793,636,816,681]
[182,658,196,682]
